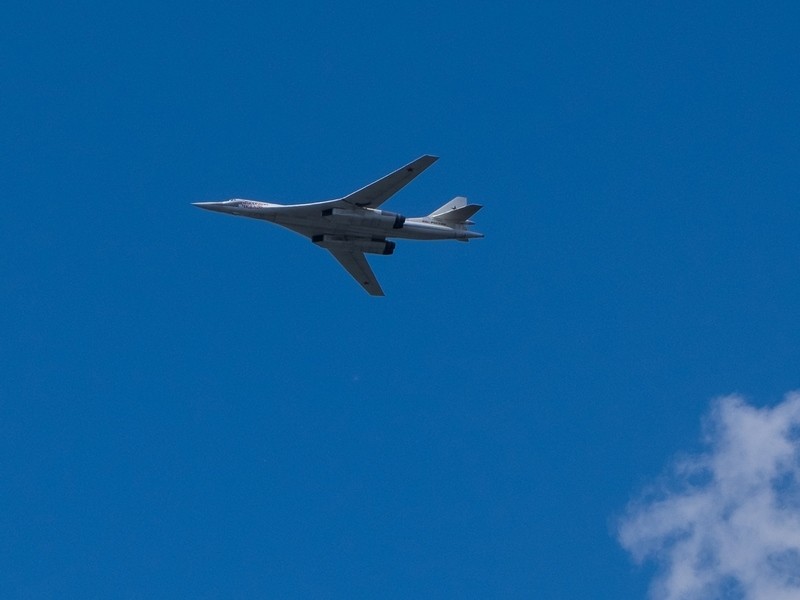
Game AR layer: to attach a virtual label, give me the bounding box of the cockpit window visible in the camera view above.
[226,199,262,209]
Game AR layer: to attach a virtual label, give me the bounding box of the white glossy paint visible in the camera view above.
[193,155,483,295]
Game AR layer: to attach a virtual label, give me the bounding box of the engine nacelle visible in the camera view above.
[321,207,405,229]
[312,235,396,255]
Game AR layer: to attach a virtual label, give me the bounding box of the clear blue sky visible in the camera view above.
[2,1,799,598]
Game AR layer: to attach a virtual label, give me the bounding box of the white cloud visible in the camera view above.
[617,393,800,600]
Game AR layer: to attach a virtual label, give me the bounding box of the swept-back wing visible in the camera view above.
[325,247,385,296]
[246,155,439,218]
[339,155,438,209]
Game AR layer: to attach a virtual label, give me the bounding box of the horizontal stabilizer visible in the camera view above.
[428,197,482,223]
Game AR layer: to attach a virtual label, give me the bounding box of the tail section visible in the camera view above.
[428,196,483,224]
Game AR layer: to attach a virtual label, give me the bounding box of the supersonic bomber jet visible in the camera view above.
[193,155,483,296]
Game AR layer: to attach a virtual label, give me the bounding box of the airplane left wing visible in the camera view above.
[339,155,438,209]
[248,155,439,217]
[325,247,385,296]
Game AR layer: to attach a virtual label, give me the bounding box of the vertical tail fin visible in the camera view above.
[428,196,482,224]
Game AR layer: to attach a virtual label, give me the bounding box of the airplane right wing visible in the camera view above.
[325,246,385,296]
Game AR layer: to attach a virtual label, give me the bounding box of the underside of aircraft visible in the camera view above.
[194,155,483,295]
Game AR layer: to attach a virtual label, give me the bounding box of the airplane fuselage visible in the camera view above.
[196,200,483,241]
[193,154,482,295]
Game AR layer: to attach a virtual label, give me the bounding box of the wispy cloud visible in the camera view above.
[617,393,800,600]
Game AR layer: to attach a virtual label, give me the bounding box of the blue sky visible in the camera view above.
[2,1,799,597]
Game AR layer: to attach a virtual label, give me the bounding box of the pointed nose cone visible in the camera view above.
[193,201,227,213]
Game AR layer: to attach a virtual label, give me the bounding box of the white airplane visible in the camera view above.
[193,155,483,296]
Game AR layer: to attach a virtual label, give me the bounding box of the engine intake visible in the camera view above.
[321,207,405,230]
[313,235,395,256]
